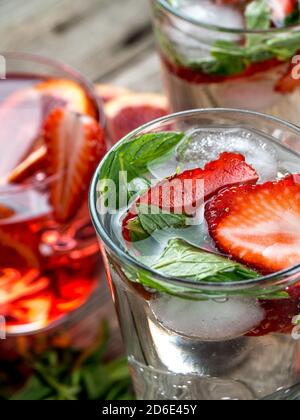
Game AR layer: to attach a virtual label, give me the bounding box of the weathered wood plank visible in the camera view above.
[0,0,160,85]
[106,50,162,92]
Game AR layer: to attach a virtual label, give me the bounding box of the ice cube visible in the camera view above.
[150,295,265,341]
[163,0,243,57]
[177,0,244,30]
[177,128,278,182]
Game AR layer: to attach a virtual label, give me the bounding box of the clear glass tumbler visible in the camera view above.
[90,108,300,400]
[150,0,300,125]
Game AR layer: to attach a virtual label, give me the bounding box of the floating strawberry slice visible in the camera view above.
[95,83,131,103]
[44,108,106,222]
[123,153,258,241]
[105,93,169,143]
[205,175,300,274]
[35,78,96,117]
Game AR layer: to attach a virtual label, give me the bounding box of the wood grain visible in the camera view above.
[0,0,161,87]
[0,0,162,354]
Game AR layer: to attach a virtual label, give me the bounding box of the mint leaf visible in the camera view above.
[2,321,134,401]
[10,376,51,401]
[151,239,258,282]
[126,217,150,242]
[126,206,189,242]
[245,0,271,47]
[245,0,271,30]
[133,239,289,300]
[157,1,300,77]
[99,132,185,208]
[140,212,188,236]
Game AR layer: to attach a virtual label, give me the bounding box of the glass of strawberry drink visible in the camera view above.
[0,53,107,382]
[151,0,300,123]
[90,108,300,400]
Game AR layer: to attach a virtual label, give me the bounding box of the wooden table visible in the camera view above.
[0,0,161,91]
[0,0,162,355]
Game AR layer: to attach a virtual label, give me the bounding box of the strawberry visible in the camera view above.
[205,175,300,274]
[44,108,106,223]
[123,152,258,241]
[247,296,299,336]
[268,0,298,26]
[275,60,300,94]
[247,285,300,337]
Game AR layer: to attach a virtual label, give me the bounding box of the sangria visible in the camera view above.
[151,0,300,123]
[0,53,106,389]
[90,109,300,400]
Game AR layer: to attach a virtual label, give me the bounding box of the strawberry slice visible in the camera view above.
[205,175,300,274]
[123,152,258,241]
[35,78,96,117]
[44,108,106,222]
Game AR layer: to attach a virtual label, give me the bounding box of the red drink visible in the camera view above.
[0,54,106,370]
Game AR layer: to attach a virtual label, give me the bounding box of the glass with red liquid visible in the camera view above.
[151,0,300,123]
[0,53,107,384]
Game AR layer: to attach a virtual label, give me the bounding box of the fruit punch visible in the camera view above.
[0,54,106,366]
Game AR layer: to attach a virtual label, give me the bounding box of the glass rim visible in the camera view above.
[90,108,300,292]
[0,52,105,193]
[156,0,300,34]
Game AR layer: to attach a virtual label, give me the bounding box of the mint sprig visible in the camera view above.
[128,239,289,300]
[150,239,258,282]
[126,205,189,242]
[0,321,134,401]
[99,132,185,209]
[158,0,300,77]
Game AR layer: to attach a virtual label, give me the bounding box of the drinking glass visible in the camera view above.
[90,108,300,400]
[0,53,106,390]
[150,0,300,125]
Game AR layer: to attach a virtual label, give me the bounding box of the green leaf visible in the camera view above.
[127,205,190,242]
[99,132,185,208]
[245,0,271,31]
[140,211,188,236]
[133,239,291,300]
[157,1,300,77]
[151,239,258,282]
[81,365,110,400]
[10,376,51,401]
[3,320,134,401]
